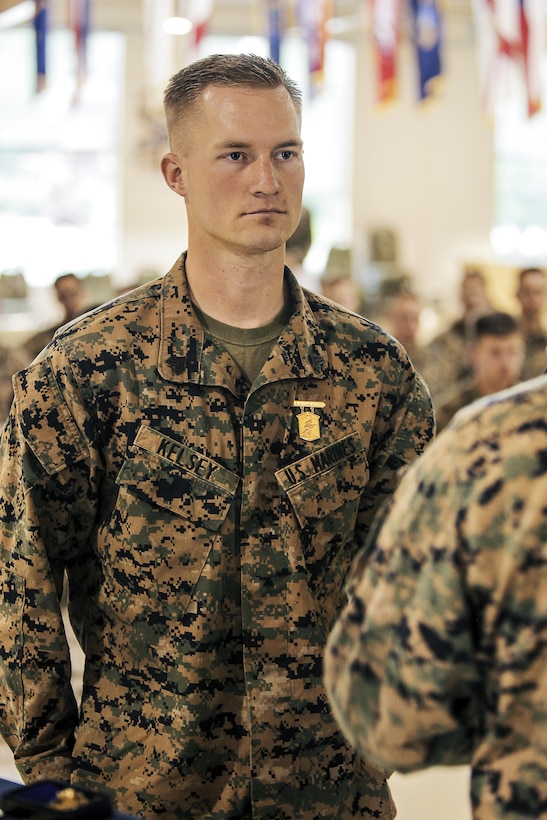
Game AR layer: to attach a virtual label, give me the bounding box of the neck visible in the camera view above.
[522,314,542,334]
[185,247,287,328]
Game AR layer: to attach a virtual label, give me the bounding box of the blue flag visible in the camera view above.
[409,0,442,100]
[34,0,47,92]
[267,0,284,65]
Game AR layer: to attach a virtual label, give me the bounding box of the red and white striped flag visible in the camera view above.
[68,0,91,91]
[296,0,333,95]
[472,0,544,117]
[370,0,401,104]
[185,0,214,54]
[519,0,544,116]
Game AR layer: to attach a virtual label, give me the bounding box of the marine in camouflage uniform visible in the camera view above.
[0,52,434,818]
[325,374,547,820]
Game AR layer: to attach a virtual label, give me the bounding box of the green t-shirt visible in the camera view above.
[195,300,292,384]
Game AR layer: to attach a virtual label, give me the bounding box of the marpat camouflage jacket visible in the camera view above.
[0,255,433,819]
[325,374,547,820]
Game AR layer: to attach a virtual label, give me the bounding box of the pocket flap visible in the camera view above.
[275,432,368,526]
[117,425,239,532]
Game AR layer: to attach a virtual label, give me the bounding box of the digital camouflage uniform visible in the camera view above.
[0,254,433,819]
[325,374,547,820]
[520,326,547,381]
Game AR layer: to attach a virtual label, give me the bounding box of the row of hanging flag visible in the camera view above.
[369,0,443,103]
[31,0,545,117]
[33,0,212,98]
[270,0,545,116]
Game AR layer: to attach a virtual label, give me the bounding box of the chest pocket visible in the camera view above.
[117,425,239,531]
[104,426,239,622]
[275,431,368,528]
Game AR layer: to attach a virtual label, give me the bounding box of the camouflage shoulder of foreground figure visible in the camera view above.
[325,374,547,776]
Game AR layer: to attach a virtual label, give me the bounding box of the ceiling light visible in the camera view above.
[163,16,193,36]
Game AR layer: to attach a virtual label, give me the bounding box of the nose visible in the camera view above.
[252,157,279,196]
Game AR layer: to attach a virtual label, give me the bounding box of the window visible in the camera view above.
[0,27,124,290]
[491,58,547,261]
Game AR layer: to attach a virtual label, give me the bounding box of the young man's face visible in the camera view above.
[460,275,489,313]
[390,295,421,344]
[55,276,84,320]
[164,84,304,260]
[471,332,525,395]
[517,272,546,319]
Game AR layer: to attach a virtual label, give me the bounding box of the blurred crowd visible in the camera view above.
[288,209,546,434]
[379,266,546,432]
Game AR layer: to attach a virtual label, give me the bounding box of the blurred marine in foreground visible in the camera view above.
[325,373,547,820]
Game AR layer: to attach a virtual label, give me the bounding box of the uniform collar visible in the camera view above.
[158,253,327,390]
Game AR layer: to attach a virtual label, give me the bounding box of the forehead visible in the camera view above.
[521,273,545,291]
[196,84,301,132]
[56,278,81,293]
[462,277,485,293]
[396,296,420,314]
[477,333,523,349]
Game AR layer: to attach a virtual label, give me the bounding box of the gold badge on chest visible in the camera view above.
[293,400,326,442]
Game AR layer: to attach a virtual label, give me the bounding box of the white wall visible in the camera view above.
[116,23,187,290]
[351,16,494,305]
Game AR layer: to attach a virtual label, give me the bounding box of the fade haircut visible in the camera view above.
[474,311,520,341]
[163,53,303,144]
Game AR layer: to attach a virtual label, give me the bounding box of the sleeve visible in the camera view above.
[0,354,99,782]
[324,427,483,773]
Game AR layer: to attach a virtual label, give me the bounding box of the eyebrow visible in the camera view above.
[215,139,304,151]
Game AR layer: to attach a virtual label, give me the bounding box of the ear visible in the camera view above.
[161,152,187,197]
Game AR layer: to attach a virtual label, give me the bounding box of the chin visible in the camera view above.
[249,235,287,254]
